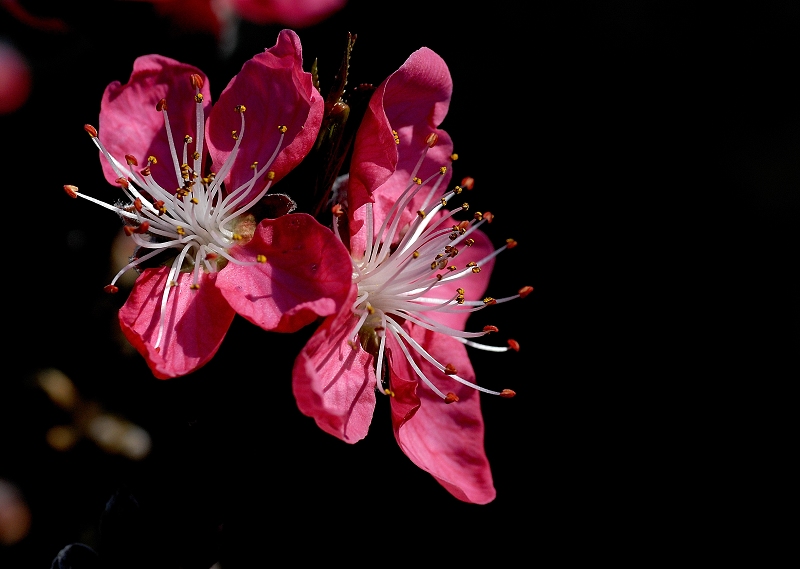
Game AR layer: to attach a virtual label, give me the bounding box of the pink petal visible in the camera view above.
[98,54,211,191]
[348,47,454,252]
[291,287,376,443]
[388,326,496,504]
[216,213,353,332]
[119,268,235,379]
[230,0,348,27]
[0,40,32,115]
[206,29,323,203]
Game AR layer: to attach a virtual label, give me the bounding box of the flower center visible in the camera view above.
[335,134,531,403]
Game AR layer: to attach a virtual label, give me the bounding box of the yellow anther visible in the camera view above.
[278,125,287,133]
[195,93,204,103]
[190,283,200,290]
[231,130,238,140]
[384,389,395,397]
[232,233,242,241]
[483,297,496,305]
[450,153,458,161]
[236,104,246,112]
[413,177,422,185]
[184,135,193,144]
[256,254,267,263]
[251,162,258,169]
[176,226,186,236]
[439,166,447,174]
[472,266,482,274]
[148,156,157,164]
[440,197,447,205]
[366,304,375,314]
[453,185,463,194]
[392,130,400,144]
[169,281,177,287]
[267,171,275,180]
[456,288,465,295]
[192,151,200,160]
[461,203,469,210]
[190,198,198,204]
[412,251,420,258]
[417,209,426,218]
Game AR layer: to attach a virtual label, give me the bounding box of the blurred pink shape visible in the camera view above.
[0,40,32,115]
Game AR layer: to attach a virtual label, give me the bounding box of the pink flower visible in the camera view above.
[0,40,32,115]
[120,0,348,40]
[64,29,353,379]
[292,47,531,504]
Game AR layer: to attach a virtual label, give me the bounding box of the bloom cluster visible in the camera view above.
[63,29,532,504]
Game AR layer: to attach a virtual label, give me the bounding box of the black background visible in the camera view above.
[1,1,797,566]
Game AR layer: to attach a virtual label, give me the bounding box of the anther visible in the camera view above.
[83,124,98,138]
[519,286,534,298]
[231,130,238,140]
[115,177,129,189]
[156,99,167,111]
[444,363,457,375]
[392,130,400,144]
[483,212,494,223]
[190,283,200,290]
[461,176,474,190]
[176,227,186,236]
[256,255,267,263]
[125,154,138,166]
[482,297,496,305]
[235,104,246,113]
[444,393,459,404]
[135,221,150,234]
[147,156,157,164]
[331,204,344,217]
[63,185,79,198]
[483,325,499,333]
[278,125,287,133]
[104,285,119,294]
[450,153,458,161]
[413,177,422,185]
[194,93,204,103]
[506,238,517,248]
[184,135,193,144]
[425,132,439,147]
[417,209,426,218]
[267,171,275,180]
[499,389,516,398]
[190,74,204,89]
[507,339,520,352]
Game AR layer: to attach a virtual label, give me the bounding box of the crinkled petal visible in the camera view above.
[216,213,352,332]
[291,286,377,443]
[206,28,323,203]
[231,0,348,27]
[349,47,454,253]
[98,54,211,191]
[388,326,496,504]
[119,268,235,379]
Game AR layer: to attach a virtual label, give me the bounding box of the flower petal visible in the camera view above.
[119,268,235,379]
[230,0,348,28]
[348,47,454,252]
[217,213,353,332]
[98,54,211,191]
[206,28,323,203]
[291,287,377,443]
[389,326,496,504]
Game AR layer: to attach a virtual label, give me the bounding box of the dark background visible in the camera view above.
[1,1,796,566]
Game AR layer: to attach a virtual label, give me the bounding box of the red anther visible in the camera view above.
[206,253,218,260]
[331,203,344,217]
[518,285,533,298]
[507,339,520,352]
[483,325,499,333]
[135,221,150,234]
[499,389,516,398]
[103,284,119,294]
[444,363,457,375]
[115,177,129,189]
[190,73,204,89]
[444,393,460,404]
[123,226,135,236]
[483,211,494,223]
[460,176,474,190]
[457,220,470,231]
[156,98,167,111]
[83,124,98,138]
[63,184,79,198]
[425,132,439,147]
[125,154,138,166]
[133,198,143,211]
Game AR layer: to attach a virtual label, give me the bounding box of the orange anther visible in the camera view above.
[135,221,150,234]
[483,211,494,223]
[425,132,438,147]
[83,124,98,137]
[190,74,204,89]
[499,389,516,398]
[460,176,474,190]
[123,226,135,236]
[103,285,119,294]
[444,393,459,404]
[518,286,533,298]
[331,204,344,217]
[507,339,520,352]
[444,363,457,375]
[506,238,517,249]
[115,177,129,189]
[156,98,167,111]
[125,154,138,166]
[63,185,79,198]
[483,325,499,333]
